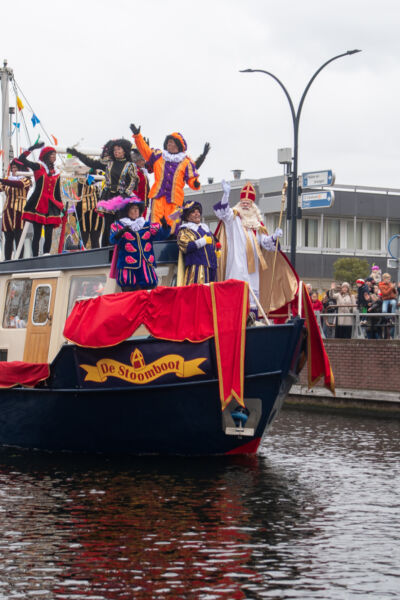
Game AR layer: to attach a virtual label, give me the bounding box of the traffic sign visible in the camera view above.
[388,234,400,259]
[302,170,335,188]
[301,190,335,210]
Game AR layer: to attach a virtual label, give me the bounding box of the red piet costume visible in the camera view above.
[20,146,63,227]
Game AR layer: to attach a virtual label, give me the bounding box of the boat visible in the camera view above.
[0,241,321,455]
[0,62,333,456]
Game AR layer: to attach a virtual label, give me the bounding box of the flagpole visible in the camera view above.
[0,60,13,176]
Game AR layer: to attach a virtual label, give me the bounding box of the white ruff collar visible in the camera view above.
[180,221,209,233]
[162,149,187,163]
[120,216,145,231]
[38,160,60,176]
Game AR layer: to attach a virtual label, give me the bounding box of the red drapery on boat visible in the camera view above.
[268,252,335,395]
[301,285,335,394]
[63,280,249,410]
[0,362,50,388]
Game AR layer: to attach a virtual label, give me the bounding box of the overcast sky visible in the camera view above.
[2,0,400,189]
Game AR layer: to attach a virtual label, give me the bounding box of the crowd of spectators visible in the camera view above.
[307,274,400,340]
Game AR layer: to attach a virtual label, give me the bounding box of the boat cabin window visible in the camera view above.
[67,275,107,316]
[2,279,32,329]
[32,284,52,325]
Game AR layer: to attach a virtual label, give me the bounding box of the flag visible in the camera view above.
[12,122,21,129]
[51,135,58,146]
[86,174,95,185]
[16,97,24,111]
[301,285,335,394]
[31,114,40,127]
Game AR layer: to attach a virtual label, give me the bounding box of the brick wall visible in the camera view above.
[299,339,400,392]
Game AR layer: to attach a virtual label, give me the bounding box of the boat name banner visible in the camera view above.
[76,340,212,388]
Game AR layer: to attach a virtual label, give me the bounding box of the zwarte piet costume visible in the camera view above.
[0,162,32,260]
[109,197,170,291]
[177,201,219,285]
[132,128,200,226]
[76,174,103,248]
[20,146,63,226]
[19,144,63,256]
[67,139,138,246]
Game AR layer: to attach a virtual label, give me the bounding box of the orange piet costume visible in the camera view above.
[133,132,200,226]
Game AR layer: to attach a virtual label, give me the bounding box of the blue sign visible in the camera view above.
[302,170,334,188]
[301,191,335,210]
[388,234,400,259]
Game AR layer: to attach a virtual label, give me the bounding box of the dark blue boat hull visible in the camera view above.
[0,320,305,455]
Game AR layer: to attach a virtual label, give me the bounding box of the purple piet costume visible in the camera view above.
[176,201,218,285]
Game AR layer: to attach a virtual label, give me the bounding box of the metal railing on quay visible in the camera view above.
[316,310,400,340]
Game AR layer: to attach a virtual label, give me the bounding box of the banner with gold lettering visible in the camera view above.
[75,339,212,388]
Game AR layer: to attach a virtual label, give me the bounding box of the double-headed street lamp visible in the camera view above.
[240,49,361,269]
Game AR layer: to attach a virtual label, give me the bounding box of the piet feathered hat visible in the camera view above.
[97,193,144,214]
[240,182,256,202]
[182,200,202,221]
[163,132,187,153]
[39,146,56,161]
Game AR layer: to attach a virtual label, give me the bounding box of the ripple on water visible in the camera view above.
[0,409,398,598]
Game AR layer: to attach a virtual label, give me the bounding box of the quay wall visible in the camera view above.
[303,339,400,392]
[288,339,400,413]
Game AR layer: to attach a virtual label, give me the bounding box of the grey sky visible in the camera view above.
[2,0,400,188]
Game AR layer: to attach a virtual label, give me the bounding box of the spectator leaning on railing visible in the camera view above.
[379,273,397,314]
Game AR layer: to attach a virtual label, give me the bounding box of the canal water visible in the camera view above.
[0,408,399,599]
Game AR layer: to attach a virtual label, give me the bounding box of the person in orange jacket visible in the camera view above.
[130,123,200,227]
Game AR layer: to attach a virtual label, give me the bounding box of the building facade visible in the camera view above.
[185,176,400,290]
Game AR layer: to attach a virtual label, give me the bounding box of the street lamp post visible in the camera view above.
[240,50,361,269]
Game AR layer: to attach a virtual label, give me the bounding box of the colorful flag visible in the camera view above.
[51,134,58,146]
[16,97,24,111]
[12,122,21,129]
[86,175,95,185]
[31,114,40,127]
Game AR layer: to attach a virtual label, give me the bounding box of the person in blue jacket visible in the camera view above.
[110,197,170,291]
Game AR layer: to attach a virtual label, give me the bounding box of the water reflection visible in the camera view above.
[0,408,399,599]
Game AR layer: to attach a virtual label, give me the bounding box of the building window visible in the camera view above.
[206,220,219,233]
[389,222,400,239]
[303,218,318,248]
[323,219,340,248]
[67,275,107,316]
[2,279,32,328]
[366,221,381,251]
[346,220,363,250]
[269,215,286,238]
